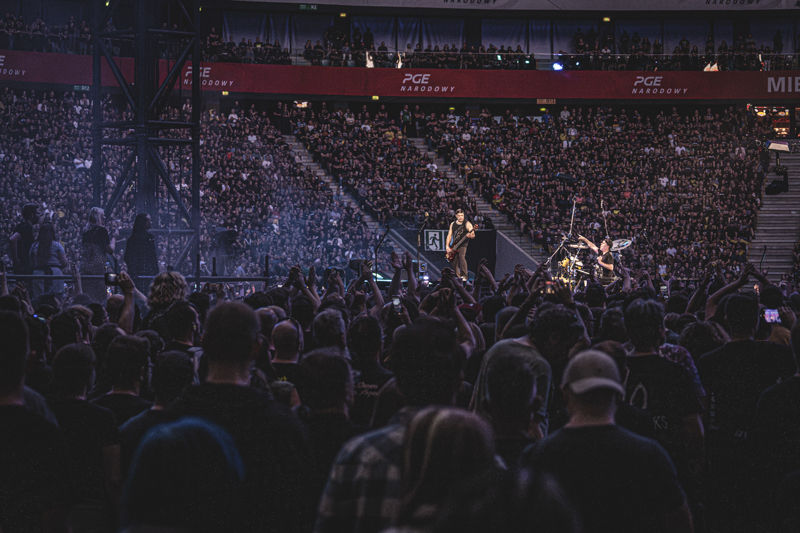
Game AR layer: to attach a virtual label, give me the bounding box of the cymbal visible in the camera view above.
[611,239,632,252]
[567,244,589,249]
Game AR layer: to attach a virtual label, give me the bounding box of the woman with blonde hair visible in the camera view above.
[82,206,117,303]
[386,407,497,533]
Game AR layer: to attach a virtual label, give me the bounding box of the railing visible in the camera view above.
[210,48,800,72]
[3,36,797,71]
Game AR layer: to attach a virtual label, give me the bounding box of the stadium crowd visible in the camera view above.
[293,102,465,229]
[424,104,771,282]
[2,10,797,71]
[0,88,389,286]
[4,238,800,532]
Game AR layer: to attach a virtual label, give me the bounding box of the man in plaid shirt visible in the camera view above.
[314,319,465,533]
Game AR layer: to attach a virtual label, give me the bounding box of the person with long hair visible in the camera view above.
[385,407,497,533]
[82,207,117,303]
[124,213,158,282]
[29,221,69,298]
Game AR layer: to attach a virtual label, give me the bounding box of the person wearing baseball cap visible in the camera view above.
[520,350,693,533]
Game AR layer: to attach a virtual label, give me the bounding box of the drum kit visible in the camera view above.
[551,238,632,287]
[544,197,632,288]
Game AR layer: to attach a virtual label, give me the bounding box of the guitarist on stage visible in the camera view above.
[446,209,475,281]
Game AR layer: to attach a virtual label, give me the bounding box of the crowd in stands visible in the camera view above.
[5,233,800,532]
[556,27,799,71]
[423,104,771,282]
[293,102,466,228]
[3,10,797,72]
[0,89,390,285]
[202,23,800,71]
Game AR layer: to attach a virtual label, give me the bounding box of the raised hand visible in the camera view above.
[403,251,414,273]
[390,251,403,271]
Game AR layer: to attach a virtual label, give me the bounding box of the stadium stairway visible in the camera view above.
[282,135,427,273]
[750,154,800,283]
[409,138,547,266]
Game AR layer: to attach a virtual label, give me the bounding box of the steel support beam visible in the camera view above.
[92,0,202,274]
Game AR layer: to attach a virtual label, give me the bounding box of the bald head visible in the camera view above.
[272,320,302,360]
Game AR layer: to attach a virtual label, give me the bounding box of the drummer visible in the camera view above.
[577,235,615,284]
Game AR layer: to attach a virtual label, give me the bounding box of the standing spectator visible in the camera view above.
[120,418,244,533]
[298,350,359,497]
[0,310,72,532]
[90,336,153,426]
[167,302,315,533]
[9,203,41,274]
[29,222,69,298]
[520,350,693,533]
[697,293,797,527]
[386,407,496,533]
[82,207,116,304]
[119,351,195,475]
[124,213,158,282]
[270,317,304,387]
[315,319,465,533]
[48,343,122,532]
[623,299,704,481]
[162,300,201,354]
[347,315,393,428]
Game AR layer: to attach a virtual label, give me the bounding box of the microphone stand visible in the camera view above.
[417,214,429,283]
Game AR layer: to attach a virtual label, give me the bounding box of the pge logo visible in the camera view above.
[633,75,663,87]
[631,75,687,95]
[402,73,430,85]
[400,73,455,93]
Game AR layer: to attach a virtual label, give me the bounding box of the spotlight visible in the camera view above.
[552,62,563,71]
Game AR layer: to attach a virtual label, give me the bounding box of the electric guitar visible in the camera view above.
[446,225,478,262]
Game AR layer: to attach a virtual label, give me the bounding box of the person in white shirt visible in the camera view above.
[560,106,570,122]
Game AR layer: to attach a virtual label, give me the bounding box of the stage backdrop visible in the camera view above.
[0,50,798,101]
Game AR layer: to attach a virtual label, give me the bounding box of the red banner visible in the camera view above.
[1,50,799,101]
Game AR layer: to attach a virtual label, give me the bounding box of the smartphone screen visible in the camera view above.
[764,309,780,323]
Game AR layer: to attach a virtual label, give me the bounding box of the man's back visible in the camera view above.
[91,393,152,427]
[520,425,686,533]
[472,338,552,425]
[167,382,315,533]
[0,405,73,532]
[315,409,412,533]
[753,376,800,488]
[698,340,797,431]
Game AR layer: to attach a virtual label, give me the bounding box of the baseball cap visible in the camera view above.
[562,350,625,395]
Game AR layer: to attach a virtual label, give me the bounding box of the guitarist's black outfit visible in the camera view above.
[448,219,470,280]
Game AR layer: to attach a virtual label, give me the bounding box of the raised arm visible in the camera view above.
[387,251,404,298]
[578,235,599,254]
[360,261,385,314]
[402,252,419,303]
[705,263,753,319]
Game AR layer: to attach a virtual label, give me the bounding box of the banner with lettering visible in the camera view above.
[0,50,798,101]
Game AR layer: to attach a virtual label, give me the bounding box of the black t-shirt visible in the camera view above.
[119,408,166,477]
[298,410,359,499]
[48,397,119,500]
[166,383,315,533]
[599,251,615,280]
[520,425,686,533]
[90,393,153,427]
[12,220,34,272]
[624,354,703,465]
[752,376,800,489]
[350,360,394,428]
[272,362,303,388]
[449,221,470,251]
[698,340,797,436]
[0,405,73,532]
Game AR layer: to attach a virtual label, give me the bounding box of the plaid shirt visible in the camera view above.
[314,408,416,533]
